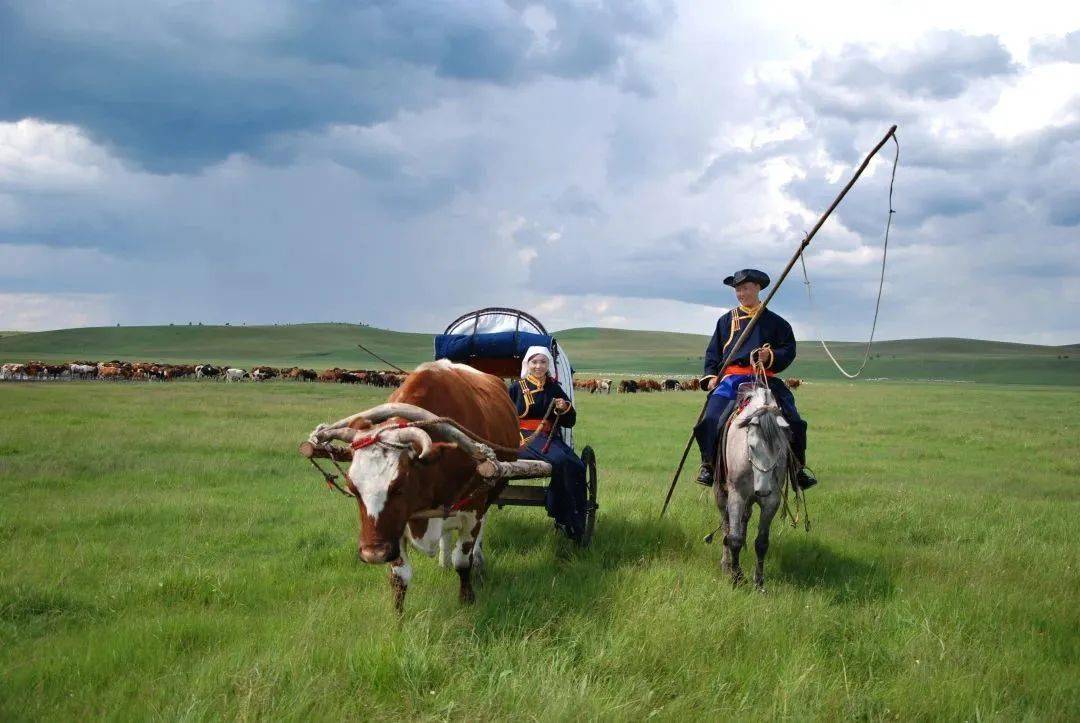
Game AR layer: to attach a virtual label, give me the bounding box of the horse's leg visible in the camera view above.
[725,491,748,586]
[754,490,781,593]
[714,483,731,574]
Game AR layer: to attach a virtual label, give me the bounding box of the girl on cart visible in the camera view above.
[507,346,588,542]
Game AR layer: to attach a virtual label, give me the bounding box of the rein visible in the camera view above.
[307,456,358,498]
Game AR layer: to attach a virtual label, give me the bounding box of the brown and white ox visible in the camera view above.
[307,359,519,612]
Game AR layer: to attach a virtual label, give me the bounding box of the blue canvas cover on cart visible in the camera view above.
[434,331,553,362]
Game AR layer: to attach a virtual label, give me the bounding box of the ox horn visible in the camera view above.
[382,426,434,460]
[318,402,497,462]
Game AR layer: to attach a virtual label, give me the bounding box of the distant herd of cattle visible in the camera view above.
[572,377,687,393]
[1,360,801,392]
[0,361,408,387]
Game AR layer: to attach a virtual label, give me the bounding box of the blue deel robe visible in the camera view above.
[507,375,587,537]
[695,305,808,466]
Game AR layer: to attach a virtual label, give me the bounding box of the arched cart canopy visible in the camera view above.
[434,306,576,448]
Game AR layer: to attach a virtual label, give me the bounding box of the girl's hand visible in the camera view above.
[554,399,570,413]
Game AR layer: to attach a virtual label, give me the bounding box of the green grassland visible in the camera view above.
[2,323,1078,385]
[1,381,1077,720]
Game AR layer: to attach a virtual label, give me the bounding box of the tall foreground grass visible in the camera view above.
[1,381,1077,720]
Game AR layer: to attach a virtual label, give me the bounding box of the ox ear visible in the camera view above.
[415,441,458,465]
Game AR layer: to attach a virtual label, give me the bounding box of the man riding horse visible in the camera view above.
[693,268,817,490]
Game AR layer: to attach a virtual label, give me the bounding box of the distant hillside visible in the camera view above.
[1,323,1077,385]
[0,323,430,370]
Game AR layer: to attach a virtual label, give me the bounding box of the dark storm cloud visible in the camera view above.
[0,1,674,173]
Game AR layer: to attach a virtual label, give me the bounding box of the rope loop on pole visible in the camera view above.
[800,134,899,379]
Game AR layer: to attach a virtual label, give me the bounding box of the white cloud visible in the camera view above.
[985,63,1080,138]
[0,293,114,330]
[0,119,121,191]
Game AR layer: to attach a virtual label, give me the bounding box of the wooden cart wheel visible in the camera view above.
[578,445,598,547]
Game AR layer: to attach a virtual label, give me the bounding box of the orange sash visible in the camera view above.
[722,364,775,377]
[519,418,553,434]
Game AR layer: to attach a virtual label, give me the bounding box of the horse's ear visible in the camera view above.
[776,415,790,428]
[735,411,754,428]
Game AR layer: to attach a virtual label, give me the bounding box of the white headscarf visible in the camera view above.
[520,345,556,380]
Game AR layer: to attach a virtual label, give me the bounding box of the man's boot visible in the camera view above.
[696,462,714,487]
[796,467,817,490]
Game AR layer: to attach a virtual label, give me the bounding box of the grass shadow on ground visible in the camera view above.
[770,536,895,604]
[463,511,687,631]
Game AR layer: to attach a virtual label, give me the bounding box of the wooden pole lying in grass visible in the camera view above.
[659,124,898,518]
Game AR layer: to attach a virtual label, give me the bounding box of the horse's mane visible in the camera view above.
[744,386,789,461]
[757,405,786,458]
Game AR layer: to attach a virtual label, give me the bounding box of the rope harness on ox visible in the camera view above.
[305,413,536,516]
[307,420,415,499]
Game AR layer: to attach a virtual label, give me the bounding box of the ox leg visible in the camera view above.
[754,494,780,593]
[724,493,748,586]
[452,514,482,604]
[439,528,454,570]
[389,544,412,615]
[471,517,487,585]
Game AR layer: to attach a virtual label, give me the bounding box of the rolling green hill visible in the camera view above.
[1,323,1077,385]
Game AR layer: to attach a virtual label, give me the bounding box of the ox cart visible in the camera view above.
[300,307,598,547]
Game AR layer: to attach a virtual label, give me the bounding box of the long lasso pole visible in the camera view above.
[659,123,898,518]
[355,341,408,373]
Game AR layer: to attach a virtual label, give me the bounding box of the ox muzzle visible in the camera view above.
[359,540,401,565]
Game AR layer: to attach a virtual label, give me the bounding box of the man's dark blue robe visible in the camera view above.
[695,305,808,467]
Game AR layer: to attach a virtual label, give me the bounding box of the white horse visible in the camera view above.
[715,384,791,591]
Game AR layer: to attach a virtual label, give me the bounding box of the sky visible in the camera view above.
[1,1,1078,343]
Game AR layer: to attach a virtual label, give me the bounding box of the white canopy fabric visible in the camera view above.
[444,308,546,336]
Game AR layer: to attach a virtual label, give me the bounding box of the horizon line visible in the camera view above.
[1,322,1077,349]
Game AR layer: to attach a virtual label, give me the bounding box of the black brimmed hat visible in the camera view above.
[723,268,770,289]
